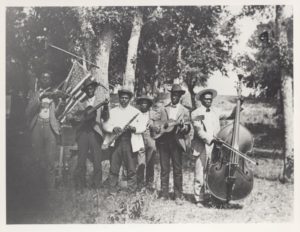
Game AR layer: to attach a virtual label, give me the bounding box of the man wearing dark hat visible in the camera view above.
[26,71,60,190]
[135,95,158,191]
[191,88,237,207]
[67,78,108,191]
[102,87,147,193]
[153,84,191,205]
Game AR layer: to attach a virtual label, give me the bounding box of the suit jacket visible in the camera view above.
[154,103,191,152]
[25,90,60,135]
[66,97,104,137]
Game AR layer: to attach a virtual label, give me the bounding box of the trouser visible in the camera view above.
[75,129,103,189]
[194,154,206,202]
[137,135,156,188]
[194,145,212,202]
[109,134,137,192]
[31,118,58,189]
[156,135,183,199]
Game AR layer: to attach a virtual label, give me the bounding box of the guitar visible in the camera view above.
[151,119,190,140]
[101,113,139,150]
[72,98,109,130]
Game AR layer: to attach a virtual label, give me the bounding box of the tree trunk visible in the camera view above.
[276,5,294,182]
[124,9,143,93]
[93,25,113,103]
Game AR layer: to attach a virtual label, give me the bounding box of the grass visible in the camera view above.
[7,154,293,224]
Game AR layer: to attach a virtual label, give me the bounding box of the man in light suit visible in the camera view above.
[67,78,108,191]
[153,84,191,205]
[191,88,236,207]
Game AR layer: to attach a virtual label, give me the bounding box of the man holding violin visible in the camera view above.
[26,70,61,190]
[153,84,191,205]
[66,78,109,191]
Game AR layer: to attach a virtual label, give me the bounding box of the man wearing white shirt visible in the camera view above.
[135,95,158,191]
[191,88,236,207]
[102,87,147,193]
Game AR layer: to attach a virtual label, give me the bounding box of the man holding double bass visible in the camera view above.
[191,88,240,207]
[66,78,109,191]
[153,84,191,205]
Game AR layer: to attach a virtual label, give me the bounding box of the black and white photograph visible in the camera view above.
[2,0,298,228]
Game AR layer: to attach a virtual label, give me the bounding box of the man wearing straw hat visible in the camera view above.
[153,84,191,205]
[102,87,147,194]
[67,78,108,191]
[191,88,236,207]
[135,95,158,191]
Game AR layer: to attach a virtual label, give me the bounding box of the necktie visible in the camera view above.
[206,108,210,112]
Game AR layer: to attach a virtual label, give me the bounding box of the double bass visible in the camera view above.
[206,75,258,202]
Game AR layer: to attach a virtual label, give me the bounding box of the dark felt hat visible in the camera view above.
[118,86,133,98]
[136,95,153,107]
[81,78,99,92]
[196,88,217,100]
[168,84,186,95]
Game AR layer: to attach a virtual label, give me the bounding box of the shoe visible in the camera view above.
[175,197,185,205]
[196,202,204,208]
[159,194,169,201]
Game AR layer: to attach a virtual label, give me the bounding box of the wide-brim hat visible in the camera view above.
[168,84,185,95]
[136,95,153,107]
[81,78,99,92]
[196,88,217,100]
[118,86,133,98]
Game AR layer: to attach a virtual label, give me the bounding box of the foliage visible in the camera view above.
[234,6,293,98]
[6,7,81,91]
[136,6,234,96]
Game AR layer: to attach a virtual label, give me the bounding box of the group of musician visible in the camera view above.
[26,70,237,207]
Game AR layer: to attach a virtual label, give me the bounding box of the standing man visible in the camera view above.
[135,95,157,191]
[153,84,191,205]
[191,88,235,207]
[26,71,60,190]
[102,87,147,194]
[67,78,108,191]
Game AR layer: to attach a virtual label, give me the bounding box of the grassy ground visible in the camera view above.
[7,155,293,224]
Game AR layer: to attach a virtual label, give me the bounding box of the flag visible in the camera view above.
[63,60,88,93]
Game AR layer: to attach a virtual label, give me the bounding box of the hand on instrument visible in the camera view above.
[210,138,223,146]
[163,122,169,129]
[124,125,136,133]
[113,127,122,135]
[179,124,190,134]
[152,126,161,133]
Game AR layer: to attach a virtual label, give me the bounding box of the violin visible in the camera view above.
[206,75,258,202]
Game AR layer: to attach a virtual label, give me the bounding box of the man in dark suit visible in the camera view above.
[67,78,108,191]
[153,84,191,205]
[26,71,60,190]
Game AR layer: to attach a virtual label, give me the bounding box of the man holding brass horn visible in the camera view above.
[102,87,147,194]
[66,78,109,191]
[26,70,61,191]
